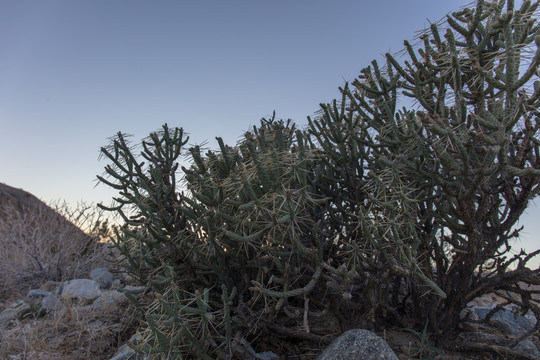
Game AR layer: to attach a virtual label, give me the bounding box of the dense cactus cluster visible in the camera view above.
[98,1,540,358]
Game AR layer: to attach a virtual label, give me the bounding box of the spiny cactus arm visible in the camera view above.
[239,175,263,204]
[189,145,208,174]
[354,60,400,102]
[221,285,237,348]
[222,229,263,243]
[513,35,540,91]
[245,140,274,187]
[391,263,447,298]
[504,165,540,177]
[249,266,322,307]
[96,171,127,191]
[98,126,187,225]
[447,9,474,38]
[98,137,149,195]
[385,52,415,86]
[143,286,229,358]
[468,0,485,37]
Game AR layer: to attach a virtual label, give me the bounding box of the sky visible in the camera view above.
[0,0,538,267]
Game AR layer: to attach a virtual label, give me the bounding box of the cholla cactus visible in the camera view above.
[309,0,540,339]
[98,1,540,358]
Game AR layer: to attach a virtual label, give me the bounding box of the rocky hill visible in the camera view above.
[0,183,106,305]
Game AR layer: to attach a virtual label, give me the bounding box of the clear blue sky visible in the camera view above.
[1,0,538,266]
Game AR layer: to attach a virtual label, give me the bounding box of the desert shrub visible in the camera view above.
[0,198,112,302]
[98,0,540,358]
[99,121,334,358]
[308,0,540,337]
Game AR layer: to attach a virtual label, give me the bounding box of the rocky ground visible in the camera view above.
[1,183,538,359]
[1,266,538,359]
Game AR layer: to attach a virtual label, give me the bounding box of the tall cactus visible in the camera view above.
[308,0,540,335]
[98,0,540,357]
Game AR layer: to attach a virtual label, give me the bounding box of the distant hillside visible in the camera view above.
[0,183,106,303]
[0,182,44,212]
[0,182,93,241]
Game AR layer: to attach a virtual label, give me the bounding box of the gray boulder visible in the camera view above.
[89,290,129,311]
[513,339,540,358]
[249,351,280,360]
[24,289,53,310]
[41,293,65,313]
[26,289,52,299]
[61,279,102,304]
[23,289,65,315]
[474,305,537,336]
[91,267,115,289]
[316,329,399,360]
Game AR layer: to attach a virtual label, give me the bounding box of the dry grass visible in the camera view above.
[0,296,138,360]
[0,189,138,359]
[0,196,112,308]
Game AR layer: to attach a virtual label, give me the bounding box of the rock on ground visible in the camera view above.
[91,267,115,290]
[60,279,102,304]
[316,329,399,360]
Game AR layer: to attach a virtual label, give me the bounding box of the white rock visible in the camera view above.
[61,279,102,304]
[26,289,52,299]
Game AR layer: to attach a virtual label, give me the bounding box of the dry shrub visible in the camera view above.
[0,186,113,306]
[0,299,138,360]
[0,186,136,359]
